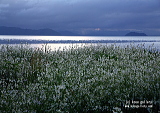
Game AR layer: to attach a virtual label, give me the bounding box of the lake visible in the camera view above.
[0,35,160,51]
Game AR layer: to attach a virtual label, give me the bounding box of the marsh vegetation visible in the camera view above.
[0,43,160,112]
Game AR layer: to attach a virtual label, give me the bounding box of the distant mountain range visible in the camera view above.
[0,26,61,36]
[125,32,147,36]
[0,26,79,36]
[0,26,148,36]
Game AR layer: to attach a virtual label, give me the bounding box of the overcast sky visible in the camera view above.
[0,0,160,35]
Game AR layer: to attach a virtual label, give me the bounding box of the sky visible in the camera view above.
[0,0,160,35]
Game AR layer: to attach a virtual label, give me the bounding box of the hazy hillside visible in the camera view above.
[0,26,61,36]
[125,32,147,36]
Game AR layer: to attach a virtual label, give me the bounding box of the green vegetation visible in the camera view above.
[0,43,160,113]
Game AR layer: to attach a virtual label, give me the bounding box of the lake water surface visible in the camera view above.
[0,35,160,51]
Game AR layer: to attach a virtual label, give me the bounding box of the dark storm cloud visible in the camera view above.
[0,0,160,35]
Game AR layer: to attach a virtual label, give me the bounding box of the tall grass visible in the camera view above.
[0,43,160,113]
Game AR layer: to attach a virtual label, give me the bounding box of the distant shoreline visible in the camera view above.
[0,39,159,44]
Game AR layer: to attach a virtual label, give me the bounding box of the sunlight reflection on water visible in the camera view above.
[1,35,160,40]
[0,36,160,51]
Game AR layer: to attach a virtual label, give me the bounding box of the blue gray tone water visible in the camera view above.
[0,35,160,51]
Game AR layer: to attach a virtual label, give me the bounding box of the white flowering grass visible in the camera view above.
[0,43,160,112]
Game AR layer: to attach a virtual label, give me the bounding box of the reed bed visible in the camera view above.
[0,43,160,113]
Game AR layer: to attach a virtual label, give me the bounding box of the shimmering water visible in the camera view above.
[0,35,160,51]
